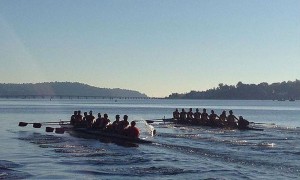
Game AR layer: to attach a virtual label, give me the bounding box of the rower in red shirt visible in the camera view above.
[126,121,140,138]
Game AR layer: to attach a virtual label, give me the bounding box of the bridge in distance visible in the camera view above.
[0,95,159,100]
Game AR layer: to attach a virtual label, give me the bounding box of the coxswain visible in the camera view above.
[227,110,238,128]
[173,108,180,120]
[125,121,140,138]
[187,108,194,120]
[179,109,187,123]
[237,116,250,129]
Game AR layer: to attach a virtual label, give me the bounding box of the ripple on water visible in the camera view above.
[18,133,66,145]
[70,166,191,177]
[0,160,31,179]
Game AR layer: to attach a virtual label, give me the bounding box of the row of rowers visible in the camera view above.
[173,108,249,128]
[70,110,139,138]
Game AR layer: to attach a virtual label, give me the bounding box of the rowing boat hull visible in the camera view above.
[71,128,152,144]
[59,123,152,144]
[168,119,264,131]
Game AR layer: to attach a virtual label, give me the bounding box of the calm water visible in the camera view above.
[0,99,300,179]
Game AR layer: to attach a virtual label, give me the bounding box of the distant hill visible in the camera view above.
[0,82,147,98]
[167,80,300,100]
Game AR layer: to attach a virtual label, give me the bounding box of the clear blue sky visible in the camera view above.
[1,0,299,97]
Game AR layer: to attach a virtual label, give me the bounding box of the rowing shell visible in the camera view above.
[72,128,152,144]
[161,119,264,131]
[59,123,152,144]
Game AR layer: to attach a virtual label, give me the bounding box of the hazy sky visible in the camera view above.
[1,0,299,97]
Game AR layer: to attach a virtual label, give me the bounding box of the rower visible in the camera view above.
[179,109,187,123]
[193,108,201,120]
[86,110,95,128]
[219,110,227,125]
[70,111,77,125]
[111,114,121,132]
[208,110,219,126]
[125,121,140,138]
[173,108,180,120]
[192,108,201,124]
[119,115,129,131]
[237,116,250,129]
[227,110,238,128]
[100,114,110,129]
[200,108,209,125]
[74,110,83,127]
[82,112,88,127]
[187,108,194,120]
[93,113,102,129]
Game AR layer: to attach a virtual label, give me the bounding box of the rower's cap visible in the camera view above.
[104,113,108,117]
[131,121,136,126]
[116,115,120,118]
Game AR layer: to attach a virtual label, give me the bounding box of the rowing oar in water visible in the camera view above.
[45,127,65,134]
[19,122,43,128]
[18,121,70,128]
[18,121,66,134]
[249,122,276,125]
[138,118,173,124]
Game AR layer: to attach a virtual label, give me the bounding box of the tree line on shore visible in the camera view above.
[167,80,300,100]
[0,82,147,98]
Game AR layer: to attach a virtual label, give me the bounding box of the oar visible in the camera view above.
[19,121,70,127]
[55,128,65,134]
[249,122,275,125]
[19,122,42,128]
[45,127,55,132]
[38,120,70,124]
[19,122,30,127]
[45,127,65,134]
[139,118,173,124]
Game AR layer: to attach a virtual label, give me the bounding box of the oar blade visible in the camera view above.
[33,123,42,128]
[55,128,65,134]
[19,122,28,127]
[45,127,55,133]
[146,120,155,124]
